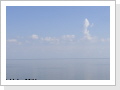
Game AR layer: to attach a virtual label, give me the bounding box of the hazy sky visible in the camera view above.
[6,6,110,59]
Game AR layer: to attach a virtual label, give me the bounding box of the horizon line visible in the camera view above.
[6,58,110,60]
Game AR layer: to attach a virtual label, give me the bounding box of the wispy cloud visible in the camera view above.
[7,39,22,45]
[101,38,110,42]
[38,35,76,44]
[31,34,39,39]
[41,37,59,44]
[62,35,75,42]
[83,18,93,40]
[7,39,17,43]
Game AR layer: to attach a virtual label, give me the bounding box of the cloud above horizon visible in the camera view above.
[7,39,22,45]
[7,18,109,45]
[31,34,39,39]
[41,37,59,44]
[7,39,17,43]
[62,35,75,42]
[83,18,93,40]
[101,38,110,42]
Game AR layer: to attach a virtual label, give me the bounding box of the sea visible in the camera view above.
[6,58,110,80]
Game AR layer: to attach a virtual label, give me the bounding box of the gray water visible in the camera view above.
[6,58,110,80]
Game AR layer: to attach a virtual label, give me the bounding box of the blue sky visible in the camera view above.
[6,6,110,59]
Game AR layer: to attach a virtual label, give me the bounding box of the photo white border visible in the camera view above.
[1,1,115,85]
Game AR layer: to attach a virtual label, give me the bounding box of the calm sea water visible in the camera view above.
[6,58,110,80]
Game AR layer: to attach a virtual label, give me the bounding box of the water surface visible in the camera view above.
[6,58,110,80]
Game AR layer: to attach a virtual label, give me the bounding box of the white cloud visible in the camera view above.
[62,35,75,41]
[31,34,39,39]
[84,18,90,28]
[83,18,93,40]
[41,37,59,43]
[39,34,76,44]
[7,39,17,43]
[39,35,76,44]
[101,38,110,42]
[101,38,105,42]
[7,39,22,45]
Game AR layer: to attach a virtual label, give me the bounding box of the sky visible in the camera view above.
[6,6,110,59]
